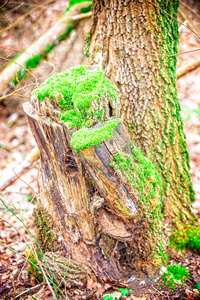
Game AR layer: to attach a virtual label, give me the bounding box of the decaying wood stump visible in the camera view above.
[23,71,163,286]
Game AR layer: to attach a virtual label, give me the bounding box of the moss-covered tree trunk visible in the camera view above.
[89,0,195,226]
[23,0,197,288]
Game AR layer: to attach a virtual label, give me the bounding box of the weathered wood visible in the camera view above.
[23,90,162,283]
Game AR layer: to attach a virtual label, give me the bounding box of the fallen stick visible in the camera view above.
[177,56,200,78]
[0,2,92,99]
[0,146,39,191]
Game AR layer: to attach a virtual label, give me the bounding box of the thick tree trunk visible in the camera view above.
[89,0,195,227]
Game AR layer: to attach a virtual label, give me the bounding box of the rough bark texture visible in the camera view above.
[89,0,195,227]
[24,88,163,284]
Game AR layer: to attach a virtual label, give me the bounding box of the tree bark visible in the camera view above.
[24,88,164,284]
[89,0,195,227]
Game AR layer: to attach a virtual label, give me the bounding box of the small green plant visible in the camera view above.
[118,288,132,296]
[196,282,200,293]
[103,288,132,300]
[161,264,190,289]
[26,194,37,204]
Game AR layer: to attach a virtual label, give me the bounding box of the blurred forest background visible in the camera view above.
[0,0,200,299]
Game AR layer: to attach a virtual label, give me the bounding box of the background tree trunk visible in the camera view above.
[89,0,195,228]
[23,0,197,287]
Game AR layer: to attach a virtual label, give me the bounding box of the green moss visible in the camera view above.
[170,224,200,252]
[80,4,92,13]
[84,31,92,57]
[161,264,190,289]
[25,54,44,69]
[110,145,164,258]
[33,64,118,129]
[71,119,121,152]
[33,201,57,252]
[65,0,92,12]
[156,1,195,205]
[32,65,119,150]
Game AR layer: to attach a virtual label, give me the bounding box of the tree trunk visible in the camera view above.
[89,0,195,227]
[23,0,197,287]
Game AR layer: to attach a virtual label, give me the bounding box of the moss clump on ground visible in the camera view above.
[161,264,190,289]
[170,224,200,252]
[71,119,121,151]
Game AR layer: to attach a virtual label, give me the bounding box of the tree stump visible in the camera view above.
[23,66,163,285]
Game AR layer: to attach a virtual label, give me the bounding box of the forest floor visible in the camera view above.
[0,0,200,299]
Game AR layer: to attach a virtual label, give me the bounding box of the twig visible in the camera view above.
[0,0,56,35]
[15,283,45,299]
[0,0,9,10]
[0,2,92,99]
[177,56,200,78]
[180,1,200,20]
[0,146,39,191]
[99,28,200,58]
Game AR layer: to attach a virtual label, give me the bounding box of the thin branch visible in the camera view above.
[0,0,56,35]
[0,0,9,10]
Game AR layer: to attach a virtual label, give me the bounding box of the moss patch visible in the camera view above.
[110,144,164,260]
[32,65,119,150]
[33,201,57,252]
[170,224,200,252]
[161,264,190,289]
[71,119,121,151]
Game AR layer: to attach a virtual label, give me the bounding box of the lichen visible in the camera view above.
[33,201,57,252]
[115,198,131,216]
